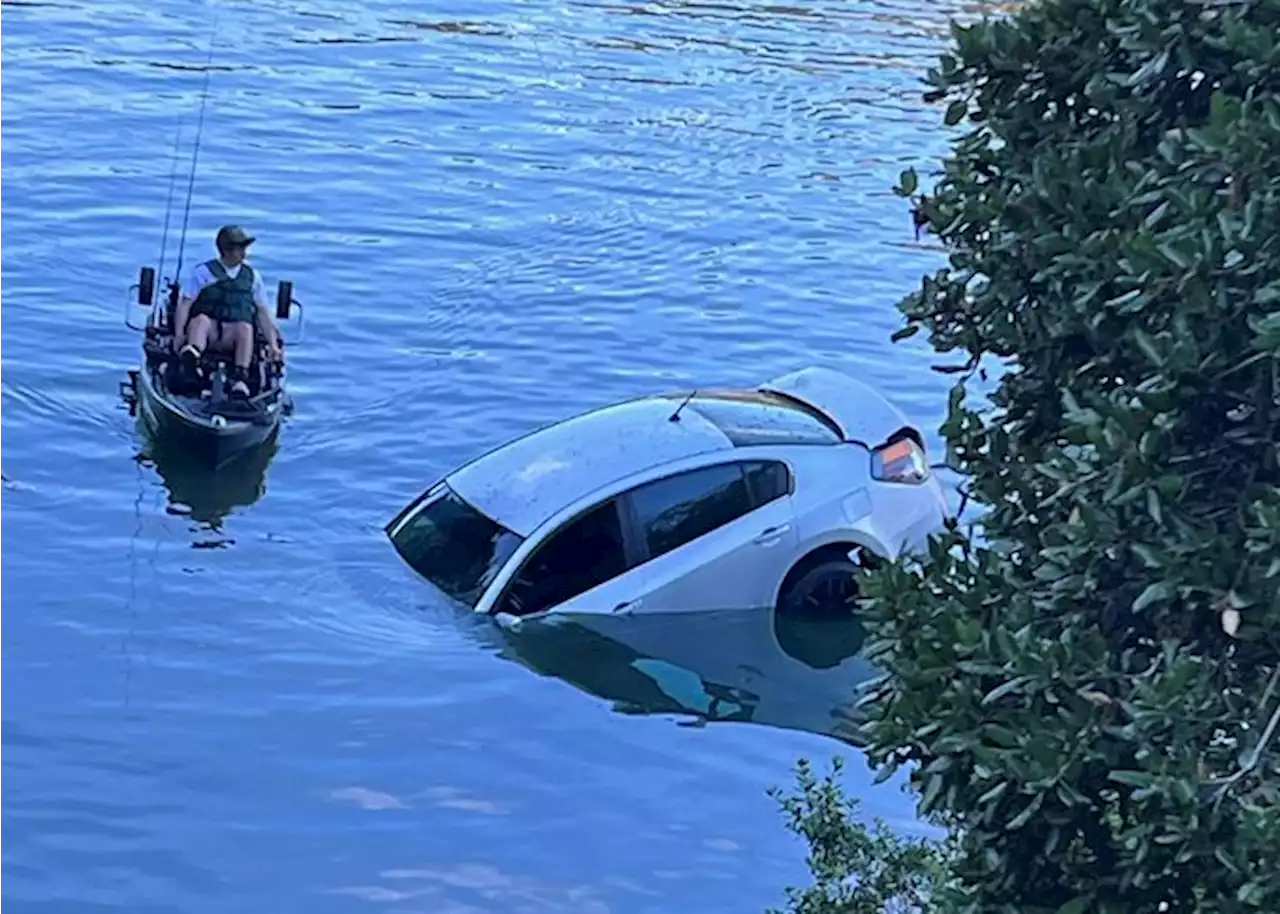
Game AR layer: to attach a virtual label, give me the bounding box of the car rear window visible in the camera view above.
[387,484,525,608]
[673,389,842,447]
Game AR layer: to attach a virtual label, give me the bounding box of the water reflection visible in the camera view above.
[495,607,876,746]
[136,432,279,533]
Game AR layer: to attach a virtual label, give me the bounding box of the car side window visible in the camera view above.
[495,499,629,617]
[742,460,791,506]
[627,463,757,560]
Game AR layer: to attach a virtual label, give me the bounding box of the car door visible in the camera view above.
[487,497,643,619]
[556,459,799,616]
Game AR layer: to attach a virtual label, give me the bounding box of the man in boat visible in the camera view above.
[172,224,284,399]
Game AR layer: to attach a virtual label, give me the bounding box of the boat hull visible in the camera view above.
[133,365,283,467]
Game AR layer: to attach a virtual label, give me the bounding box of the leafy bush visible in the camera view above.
[768,757,959,914]
[780,0,1280,912]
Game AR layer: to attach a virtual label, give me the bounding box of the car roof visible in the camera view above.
[445,396,736,537]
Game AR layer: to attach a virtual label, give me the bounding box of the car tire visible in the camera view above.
[777,557,861,620]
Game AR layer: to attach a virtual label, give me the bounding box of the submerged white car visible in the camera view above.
[385,366,951,621]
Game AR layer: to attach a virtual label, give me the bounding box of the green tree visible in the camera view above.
[779,0,1280,912]
[768,757,959,914]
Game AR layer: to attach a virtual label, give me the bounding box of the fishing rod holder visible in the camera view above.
[275,281,305,345]
[124,266,158,331]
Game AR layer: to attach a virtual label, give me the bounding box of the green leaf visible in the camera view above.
[1006,792,1043,830]
[1158,240,1191,270]
[944,100,967,126]
[1216,846,1242,875]
[983,724,1021,748]
[1237,881,1266,904]
[978,780,1010,805]
[1146,488,1163,527]
[1251,310,1280,353]
[1131,543,1163,568]
[1133,330,1163,366]
[1209,89,1232,127]
[1056,895,1094,914]
[1132,580,1175,612]
[1126,45,1170,87]
[1143,200,1170,230]
[1106,288,1144,309]
[920,773,945,813]
[1109,770,1158,788]
[981,675,1033,707]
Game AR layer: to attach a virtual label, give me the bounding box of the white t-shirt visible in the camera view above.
[181,259,268,310]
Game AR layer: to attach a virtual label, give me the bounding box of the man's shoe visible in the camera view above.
[178,345,201,379]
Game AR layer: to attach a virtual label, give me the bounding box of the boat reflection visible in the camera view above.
[136,430,279,531]
[494,606,877,746]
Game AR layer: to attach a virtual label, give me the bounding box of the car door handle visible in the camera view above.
[613,599,640,613]
[753,524,792,543]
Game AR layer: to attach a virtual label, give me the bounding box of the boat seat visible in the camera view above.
[161,352,277,399]
[145,324,279,367]
[145,325,280,400]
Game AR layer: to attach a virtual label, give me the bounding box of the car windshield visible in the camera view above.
[387,484,525,608]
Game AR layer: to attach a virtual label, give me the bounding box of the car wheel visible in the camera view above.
[777,557,861,620]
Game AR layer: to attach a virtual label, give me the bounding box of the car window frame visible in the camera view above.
[487,495,646,618]
[618,458,795,565]
[741,458,795,507]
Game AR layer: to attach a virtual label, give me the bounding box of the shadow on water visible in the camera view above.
[135,431,280,533]
[492,607,878,746]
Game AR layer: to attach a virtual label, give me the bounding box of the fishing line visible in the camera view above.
[0,0,8,371]
[173,12,221,288]
[517,20,555,87]
[0,0,18,491]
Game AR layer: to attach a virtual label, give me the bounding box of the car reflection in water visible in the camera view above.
[491,605,877,747]
[135,429,280,538]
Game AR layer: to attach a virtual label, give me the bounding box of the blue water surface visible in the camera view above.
[2,0,984,910]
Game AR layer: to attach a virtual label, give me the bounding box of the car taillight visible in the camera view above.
[870,436,929,484]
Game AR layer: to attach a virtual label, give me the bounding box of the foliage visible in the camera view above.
[767,757,961,914]
[828,0,1280,912]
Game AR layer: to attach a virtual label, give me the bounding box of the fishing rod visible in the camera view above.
[158,14,220,298]
[0,0,7,366]
[154,111,185,300]
[154,115,186,295]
